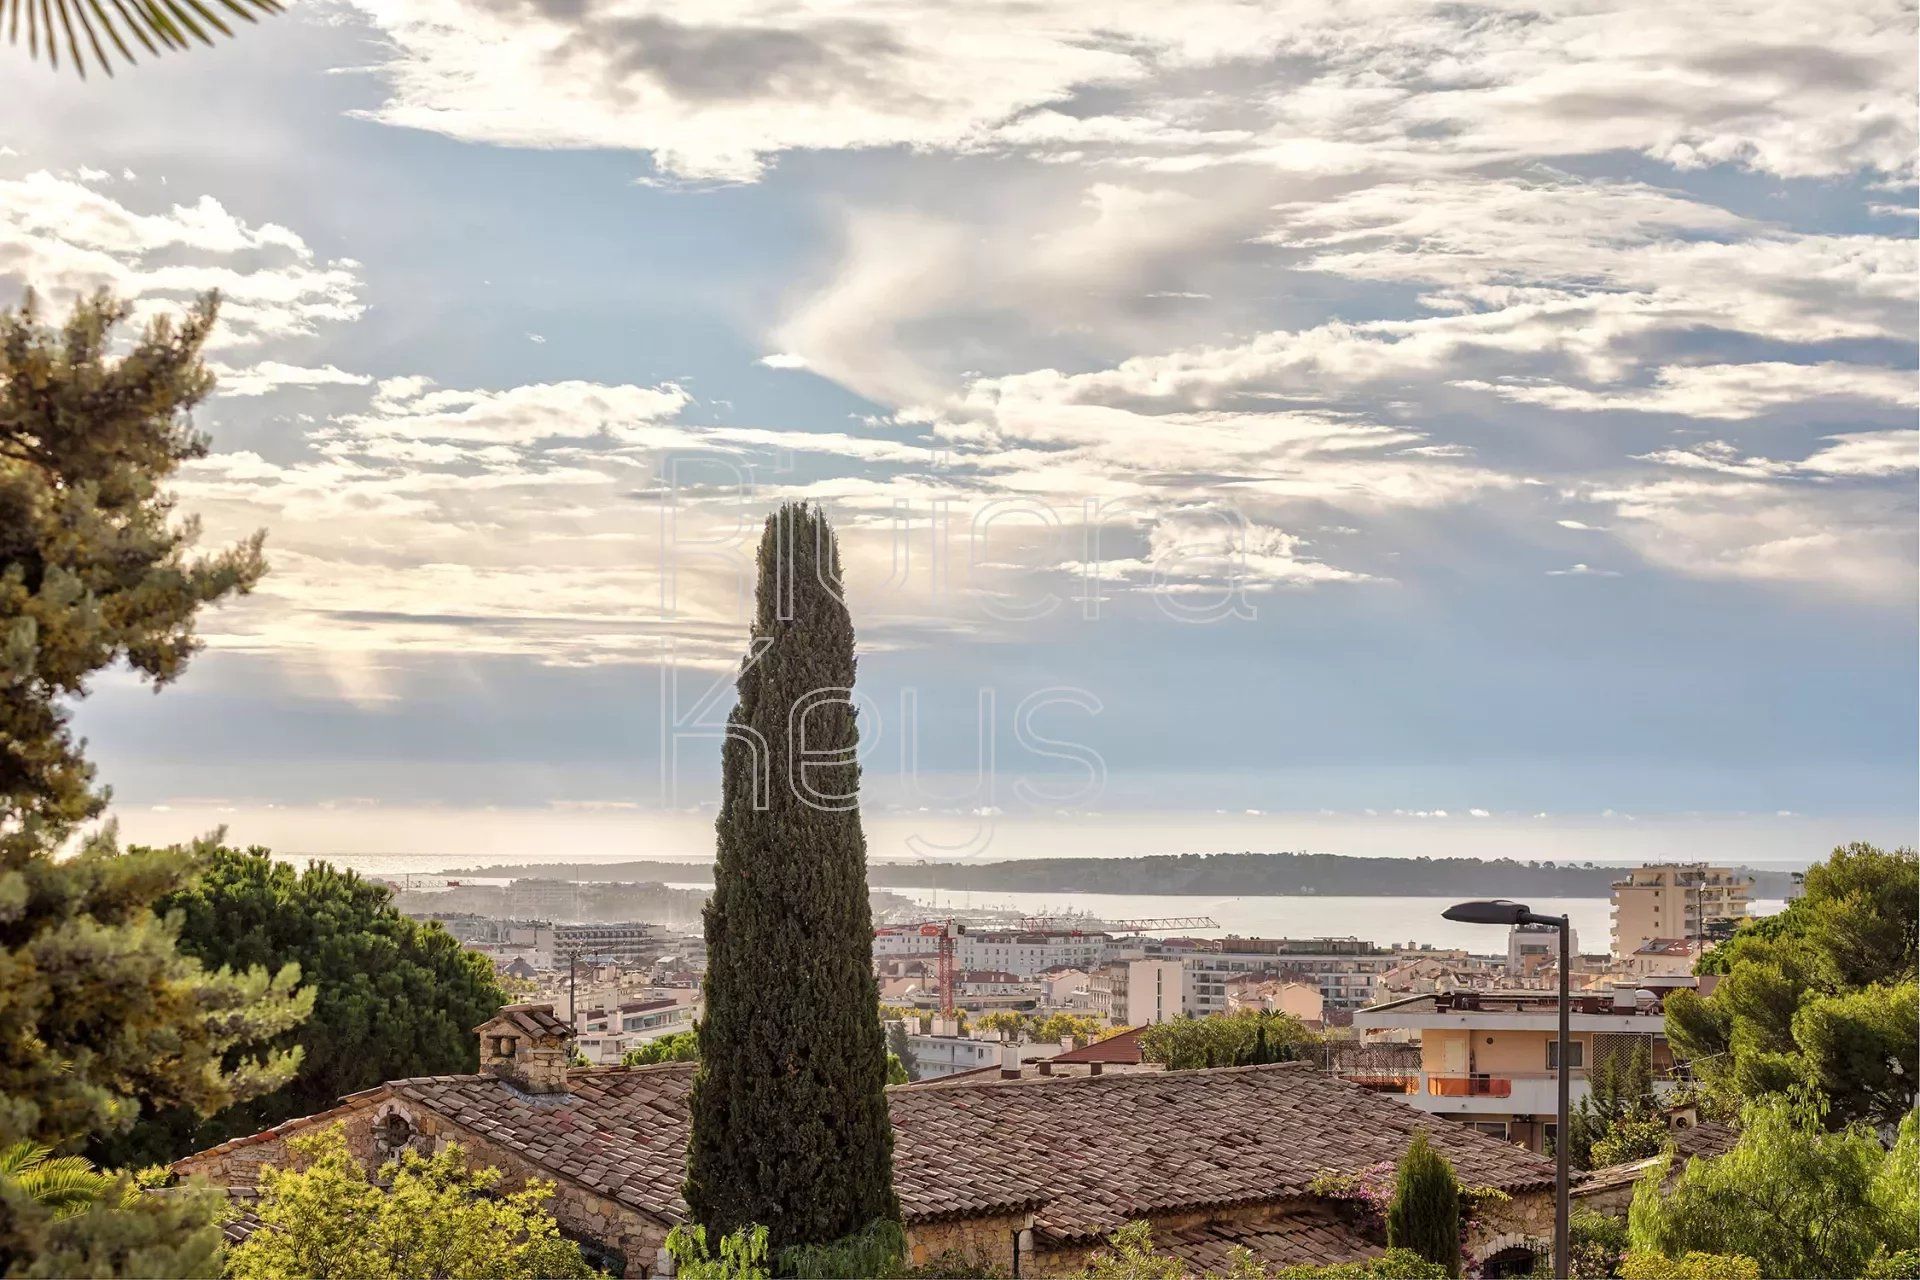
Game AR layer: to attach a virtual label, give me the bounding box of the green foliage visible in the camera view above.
[0,1171,227,1278]
[665,1224,772,1280]
[1627,1097,1919,1279]
[1,290,265,829]
[623,1030,702,1066]
[885,1021,919,1082]
[1269,1252,1450,1280]
[98,846,507,1166]
[1618,1252,1759,1280]
[1076,1221,1182,1280]
[1568,1208,1629,1279]
[1669,843,1918,1130]
[1137,1010,1319,1071]
[1385,1132,1462,1278]
[1865,1250,1920,1280]
[685,503,899,1249]
[1565,1039,1665,1170]
[776,1218,907,1279]
[0,0,281,77]
[0,291,303,1274]
[1072,1225,1448,1280]
[0,827,313,1153]
[0,1141,118,1218]
[226,1124,596,1280]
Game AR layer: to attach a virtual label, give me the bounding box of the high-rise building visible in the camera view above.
[1610,863,1752,958]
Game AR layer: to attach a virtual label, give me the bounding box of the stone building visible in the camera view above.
[175,1003,1555,1278]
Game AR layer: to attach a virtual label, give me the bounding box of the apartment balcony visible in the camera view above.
[1405,1070,1679,1117]
[1410,1071,1588,1116]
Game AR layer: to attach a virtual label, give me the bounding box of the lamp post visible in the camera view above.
[1442,899,1571,1280]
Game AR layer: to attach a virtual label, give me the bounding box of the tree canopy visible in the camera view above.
[1627,1096,1918,1279]
[0,290,299,1274]
[1137,1010,1319,1070]
[1665,843,1917,1130]
[99,846,507,1166]
[1,290,264,830]
[225,1125,596,1280]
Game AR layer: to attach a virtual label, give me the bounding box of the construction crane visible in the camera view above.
[881,920,965,1015]
[1018,915,1220,934]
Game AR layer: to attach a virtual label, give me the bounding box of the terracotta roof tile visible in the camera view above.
[1048,1027,1146,1065]
[1159,1204,1382,1272]
[181,1061,1553,1244]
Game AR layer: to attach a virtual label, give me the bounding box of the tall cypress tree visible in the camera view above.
[1386,1130,1463,1277]
[685,502,898,1249]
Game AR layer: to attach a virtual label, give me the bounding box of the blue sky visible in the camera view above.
[5,0,1916,866]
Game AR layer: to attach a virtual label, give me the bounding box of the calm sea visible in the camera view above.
[301,853,1782,952]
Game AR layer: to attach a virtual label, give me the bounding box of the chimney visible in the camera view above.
[1000,1041,1021,1080]
[475,1003,574,1095]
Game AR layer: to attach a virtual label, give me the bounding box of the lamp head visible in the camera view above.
[1442,899,1530,925]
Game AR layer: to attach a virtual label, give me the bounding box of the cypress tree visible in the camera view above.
[1386,1131,1463,1277]
[685,503,899,1249]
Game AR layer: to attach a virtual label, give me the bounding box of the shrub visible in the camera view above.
[1386,1133,1461,1277]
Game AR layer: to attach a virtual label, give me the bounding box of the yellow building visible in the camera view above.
[1609,863,1752,958]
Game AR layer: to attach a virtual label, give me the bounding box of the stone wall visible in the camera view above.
[904,1212,1030,1276]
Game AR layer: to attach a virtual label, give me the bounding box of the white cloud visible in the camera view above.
[1462,362,1917,420]
[1800,430,1919,478]
[758,352,808,369]
[210,361,374,397]
[339,1,1916,183]
[0,169,362,346]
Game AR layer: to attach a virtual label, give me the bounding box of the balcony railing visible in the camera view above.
[1427,1073,1515,1098]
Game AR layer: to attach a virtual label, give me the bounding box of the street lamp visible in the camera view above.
[1442,899,1571,1280]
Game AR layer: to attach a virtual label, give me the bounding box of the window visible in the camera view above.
[1547,1041,1584,1069]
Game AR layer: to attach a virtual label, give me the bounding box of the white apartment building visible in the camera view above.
[960,930,1113,977]
[1142,937,1406,1009]
[1352,987,1679,1153]
[1123,958,1231,1025]
[572,993,700,1064]
[1610,864,1752,958]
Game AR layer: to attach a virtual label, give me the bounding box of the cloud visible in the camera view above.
[338,1,1916,183]
[1461,363,1918,420]
[210,361,374,397]
[758,352,808,369]
[0,169,362,346]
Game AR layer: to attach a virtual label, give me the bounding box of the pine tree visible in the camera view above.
[0,290,307,1275]
[685,503,899,1249]
[1386,1131,1462,1278]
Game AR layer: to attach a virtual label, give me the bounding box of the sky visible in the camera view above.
[5,0,1916,868]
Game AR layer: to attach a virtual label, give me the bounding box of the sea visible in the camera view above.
[303,853,1784,952]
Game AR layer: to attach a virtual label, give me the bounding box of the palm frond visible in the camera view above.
[3,0,279,76]
[0,1141,55,1178]
[0,1142,119,1218]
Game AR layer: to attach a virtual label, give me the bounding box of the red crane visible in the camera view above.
[921,921,967,1013]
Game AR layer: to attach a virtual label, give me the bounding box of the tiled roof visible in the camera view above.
[479,1003,574,1040]
[1158,1204,1382,1272]
[1672,1121,1738,1161]
[893,1064,1553,1244]
[1048,1027,1145,1065]
[178,1062,1553,1247]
